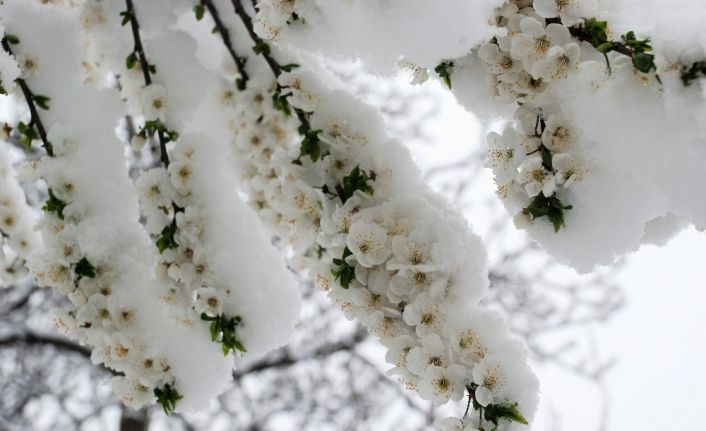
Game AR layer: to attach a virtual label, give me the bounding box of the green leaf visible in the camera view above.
[337,165,374,204]
[272,90,292,116]
[193,4,205,21]
[280,63,300,72]
[126,52,138,70]
[42,188,66,220]
[4,34,19,45]
[298,125,323,162]
[596,42,615,53]
[119,10,132,26]
[434,61,454,89]
[582,18,609,47]
[155,224,178,253]
[153,384,183,415]
[17,121,38,152]
[75,257,96,279]
[681,60,706,86]
[522,193,572,232]
[235,77,246,91]
[33,94,50,110]
[633,52,656,73]
[200,312,216,322]
[484,403,529,426]
[253,40,271,56]
[142,119,164,135]
[331,247,355,289]
[540,147,553,171]
[209,320,219,341]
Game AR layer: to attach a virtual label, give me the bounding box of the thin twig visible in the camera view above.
[229,0,309,126]
[1,40,53,156]
[124,0,171,168]
[200,0,249,88]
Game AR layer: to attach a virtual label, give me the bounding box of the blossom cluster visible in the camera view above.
[0,142,39,286]
[476,1,608,233]
[0,8,217,412]
[85,0,300,387]
[218,33,538,426]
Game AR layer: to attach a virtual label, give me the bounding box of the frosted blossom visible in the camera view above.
[194,287,223,317]
[387,230,437,273]
[478,43,521,77]
[530,43,580,81]
[346,221,390,267]
[140,84,168,121]
[517,156,556,197]
[511,18,571,71]
[398,58,429,85]
[402,292,445,337]
[541,114,574,152]
[111,376,154,410]
[533,0,598,27]
[406,333,450,376]
[418,364,466,406]
[552,153,585,187]
[485,129,522,186]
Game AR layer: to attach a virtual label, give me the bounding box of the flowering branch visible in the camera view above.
[123,0,176,169]
[198,0,250,90]
[1,37,53,156]
[230,0,312,128]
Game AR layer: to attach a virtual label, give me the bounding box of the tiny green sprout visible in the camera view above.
[337,165,375,204]
[153,383,183,415]
[331,247,355,289]
[681,61,706,86]
[272,89,292,116]
[16,121,38,152]
[33,94,51,110]
[434,61,454,89]
[540,147,553,171]
[42,188,67,220]
[125,52,138,70]
[236,77,246,91]
[3,34,20,45]
[75,257,96,279]
[297,124,323,162]
[193,4,205,21]
[142,119,165,136]
[280,63,300,73]
[621,31,658,75]
[163,129,180,143]
[156,224,178,253]
[483,403,529,427]
[582,18,610,48]
[201,313,247,355]
[119,10,132,26]
[253,40,271,56]
[522,192,573,233]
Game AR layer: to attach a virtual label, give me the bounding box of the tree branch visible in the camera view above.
[0,331,91,358]
[200,0,250,89]
[228,0,310,126]
[1,39,53,156]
